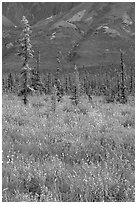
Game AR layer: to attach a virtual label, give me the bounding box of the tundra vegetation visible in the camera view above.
[2,16,135,202]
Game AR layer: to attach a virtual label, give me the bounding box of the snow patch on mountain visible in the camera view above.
[50,32,56,40]
[46,16,53,20]
[122,25,135,36]
[6,42,13,49]
[85,16,93,23]
[53,20,77,29]
[67,9,86,22]
[2,15,16,27]
[97,25,120,37]
[122,13,133,25]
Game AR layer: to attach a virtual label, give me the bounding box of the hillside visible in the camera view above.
[2,2,135,74]
[2,2,80,25]
[2,15,16,28]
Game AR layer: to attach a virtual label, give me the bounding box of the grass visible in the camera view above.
[2,93,135,201]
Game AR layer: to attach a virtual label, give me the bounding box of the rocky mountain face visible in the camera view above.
[2,2,80,25]
[2,2,135,74]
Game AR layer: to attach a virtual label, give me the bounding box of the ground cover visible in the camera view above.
[2,93,135,201]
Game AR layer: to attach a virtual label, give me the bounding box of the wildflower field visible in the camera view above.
[2,93,135,202]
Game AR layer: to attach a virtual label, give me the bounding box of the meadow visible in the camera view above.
[2,92,135,202]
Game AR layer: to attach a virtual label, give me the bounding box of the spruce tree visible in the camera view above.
[65,75,69,95]
[72,65,80,105]
[54,52,63,102]
[14,73,20,94]
[83,70,92,102]
[51,85,57,112]
[130,66,134,95]
[7,72,14,92]
[17,16,34,104]
[47,72,53,95]
[2,77,5,93]
[35,50,41,89]
[31,51,44,94]
[37,51,40,74]
[120,49,127,104]
[115,68,120,102]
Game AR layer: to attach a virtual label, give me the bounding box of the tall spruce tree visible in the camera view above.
[2,77,5,93]
[55,52,64,102]
[115,68,120,101]
[31,51,44,94]
[120,49,127,104]
[17,16,34,104]
[130,66,134,95]
[7,73,14,92]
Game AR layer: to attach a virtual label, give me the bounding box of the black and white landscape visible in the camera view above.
[2,2,135,202]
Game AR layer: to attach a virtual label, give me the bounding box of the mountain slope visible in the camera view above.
[68,2,135,68]
[2,2,80,25]
[2,15,16,28]
[2,2,135,74]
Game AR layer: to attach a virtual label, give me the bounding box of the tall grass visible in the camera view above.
[2,94,135,201]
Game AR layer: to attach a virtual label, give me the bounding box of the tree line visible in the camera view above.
[2,16,135,106]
